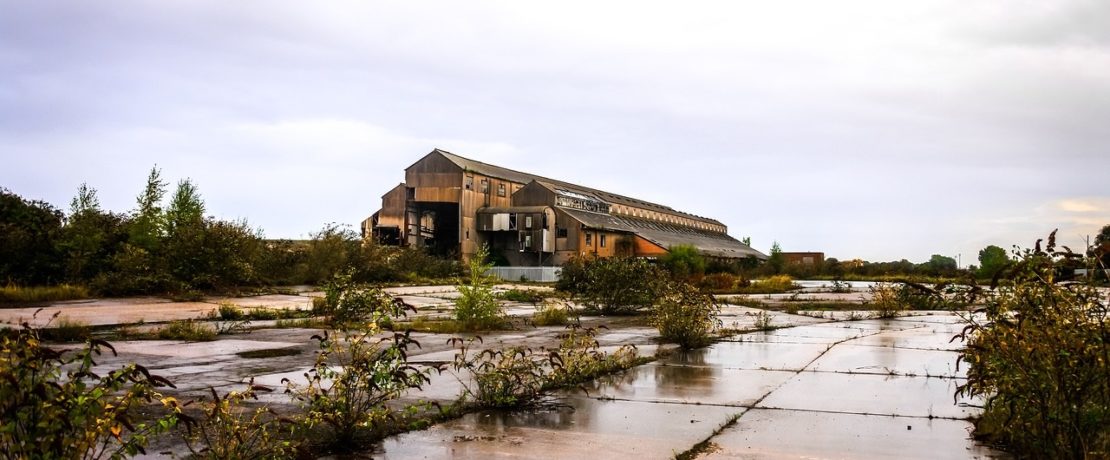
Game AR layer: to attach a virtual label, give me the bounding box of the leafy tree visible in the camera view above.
[660,244,706,279]
[69,182,100,216]
[0,188,64,284]
[977,245,1009,278]
[918,254,957,276]
[767,241,785,275]
[58,184,128,282]
[560,256,669,314]
[129,166,167,252]
[1093,224,1110,270]
[165,179,205,235]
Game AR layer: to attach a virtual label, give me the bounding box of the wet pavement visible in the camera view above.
[375,315,1006,459]
[7,284,1007,458]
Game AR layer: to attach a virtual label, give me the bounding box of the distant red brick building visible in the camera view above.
[782,252,825,267]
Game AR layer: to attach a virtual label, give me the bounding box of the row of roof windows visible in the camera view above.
[609,204,725,233]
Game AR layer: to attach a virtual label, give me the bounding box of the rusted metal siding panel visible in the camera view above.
[377,184,407,229]
[634,235,668,257]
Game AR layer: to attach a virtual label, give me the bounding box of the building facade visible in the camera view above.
[364,149,766,266]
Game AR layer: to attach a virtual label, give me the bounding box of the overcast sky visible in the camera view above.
[2,1,1108,264]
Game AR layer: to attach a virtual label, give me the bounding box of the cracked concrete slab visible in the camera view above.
[703,409,1005,459]
[374,395,741,459]
[757,372,976,419]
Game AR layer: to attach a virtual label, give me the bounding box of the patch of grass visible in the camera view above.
[731,275,798,294]
[39,316,91,342]
[274,317,327,329]
[396,317,466,334]
[217,302,244,320]
[0,284,90,304]
[157,319,216,341]
[498,288,546,303]
[532,302,570,327]
[723,297,765,308]
[236,348,302,359]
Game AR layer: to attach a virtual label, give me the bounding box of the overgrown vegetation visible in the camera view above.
[285,328,432,449]
[0,315,182,458]
[557,256,668,314]
[0,283,90,304]
[954,232,1109,458]
[318,270,406,328]
[868,283,908,318]
[0,174,461,301]
[450,323,641,409]
[652,282,720,348]
[183,383,292,459]
[157,319,217,341]
[532,300,571,326]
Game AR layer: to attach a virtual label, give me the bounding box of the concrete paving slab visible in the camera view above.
[667,341,830,371]
[757,372,976,419]
[810,344,965,378]
[849,327,967,351]
[374,395,742,459]
[704,408,1005,459]
[579,362,795,407]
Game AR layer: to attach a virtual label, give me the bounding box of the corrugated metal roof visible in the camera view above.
[433,149,725,227]
[560,208,768,260]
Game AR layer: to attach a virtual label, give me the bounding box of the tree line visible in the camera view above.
[0,167,459,297]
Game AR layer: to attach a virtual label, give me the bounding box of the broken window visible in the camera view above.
[585,232,592,246]
[525,215,533,229]
[481,179,488,193]
[465,176,473,190]
[498,183,506,197]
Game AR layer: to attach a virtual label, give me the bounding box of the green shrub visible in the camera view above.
[321,270,407,327]
[286,329,431,448]
[0,283,90,303]
[698,273,737,292]
[547,324,640,387]
[955,233,1109,458]
[157,319,217,341]
[652,282,721,348]
[454,246,506,330]
[868,283,906,318]
[450,340,551,409]
[559,256,669,315]
[0,319,182,458]
[498,288,545,303]
[660,244,707,279]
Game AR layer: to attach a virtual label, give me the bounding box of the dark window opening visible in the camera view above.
[465,176,473,190]
[556,227,568,238]
[600,234,607,248]
[585,232,592,246]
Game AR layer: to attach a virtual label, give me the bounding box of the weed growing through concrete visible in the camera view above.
[1,313,182,458]
[157,319,216,341]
